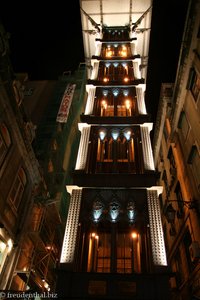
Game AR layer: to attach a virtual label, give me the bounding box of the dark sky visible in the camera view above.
[146,0,189,121]
[1,0,189,122]
[0,2,84,80]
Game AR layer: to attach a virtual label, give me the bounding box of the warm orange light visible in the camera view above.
[125,99,131,109]
[103,77,109,82]
[124,77,129,82]
[121,46,127,56]
[106,51,113,57]
[121,50,127,57]
[91,232,99,239]
[131,232,138,239]
[101,100,107,109]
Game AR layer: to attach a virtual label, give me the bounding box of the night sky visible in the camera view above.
[146,0,189,122]
[1,0,189,123]
[0,2,84,80]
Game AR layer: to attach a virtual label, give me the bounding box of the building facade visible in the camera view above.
[0,21,86,294]
[153,0,200,299]
[0,24,48,291]
[56,1,171,299]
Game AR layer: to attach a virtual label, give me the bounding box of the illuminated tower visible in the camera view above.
[56,1,170,299]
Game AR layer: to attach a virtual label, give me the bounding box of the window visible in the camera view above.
[87,125,144,174]
[187,145,197,164]
[163,86,173,98]
[183,229,193,272]
[102,43,131,59]
[175,182,184,217]
[178,111,184,128]
[167,146,176,169]
[87,232,111,273]
[187,68,200,102]
[162,170,169,197]
[96,233,111,273]
[95,127,138,173]
[0,123,11,166]
[168,146,177,186]
[9,167,27,210]
[163,224,168,253]
[178,111,190,141]
[187,144,200,187]
[192,148,200,187]
[117,233,132,273]
[103,29,129,41]
[163,124,168,142]
[87,230,141,274]
[97,61,134,82]
[94,87,137,117]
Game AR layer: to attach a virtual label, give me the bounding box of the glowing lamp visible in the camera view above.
[125,99,131,109]
[123,128,132,140]
[131,232,138,239]
[101,100,107,109]
[111,129,120,141]
[99,129,107,140]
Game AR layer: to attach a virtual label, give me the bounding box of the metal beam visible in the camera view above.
[80,7,101,32]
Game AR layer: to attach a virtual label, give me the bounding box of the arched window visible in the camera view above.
[94,87,137,117]
[95,127,137,173]
[9,167,27,210]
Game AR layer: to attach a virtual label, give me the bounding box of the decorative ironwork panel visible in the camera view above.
[147,189,167,266]
[60,189,82,263]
